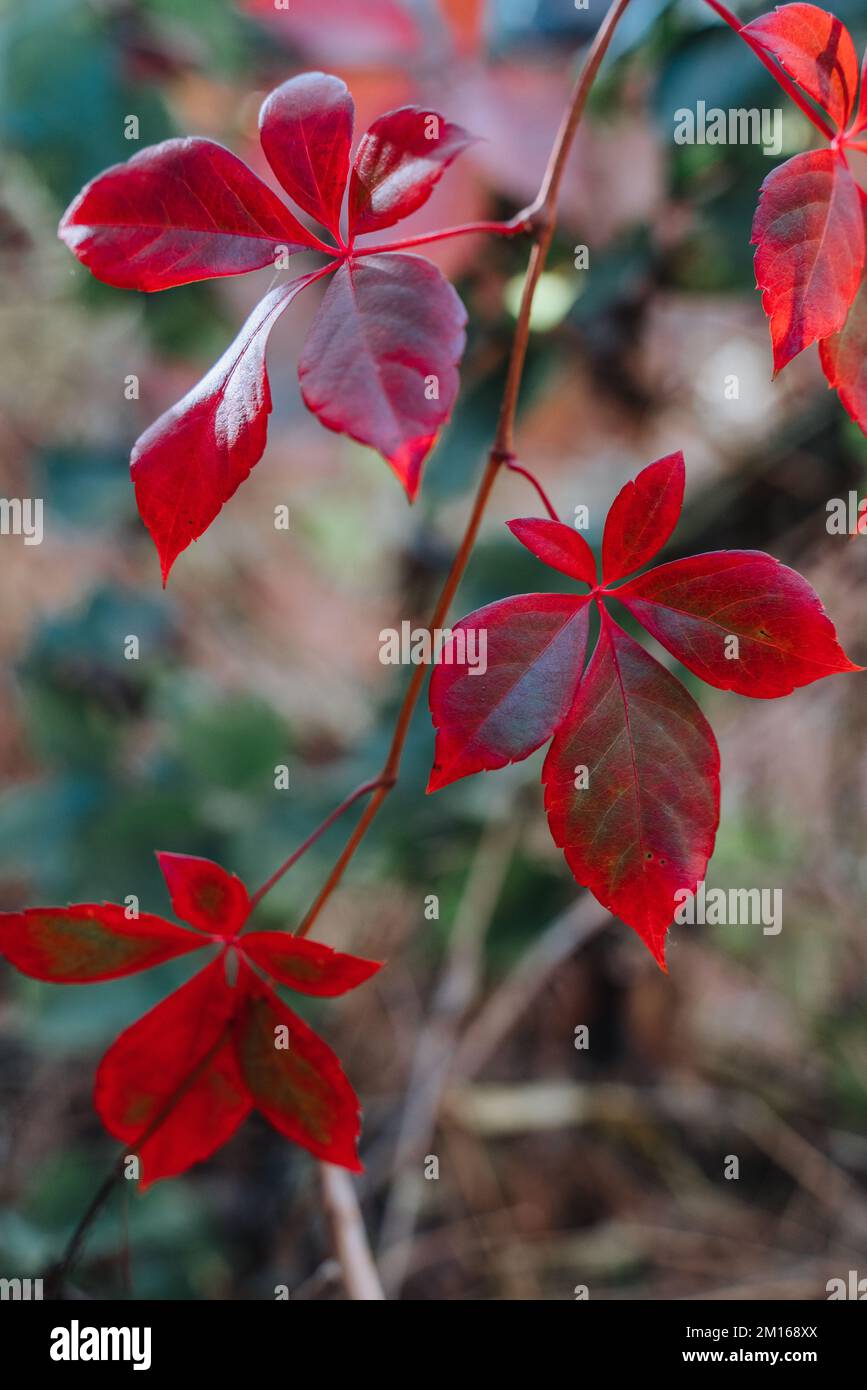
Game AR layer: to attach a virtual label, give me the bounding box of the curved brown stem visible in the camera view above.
[504,456,561,521]
[353,219,528,256]
[247,776,394,916]
[44,1161,125,1296]
[297,0,633,940]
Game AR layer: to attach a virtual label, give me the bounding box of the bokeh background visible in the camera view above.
[2,0,867,1300]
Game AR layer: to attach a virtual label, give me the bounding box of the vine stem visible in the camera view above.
[701,0,836,142]
[296,0,633,940]
[247,776,394,915]
[46,1028,233,1293]
[353,219,528,257]
[504,457,561,521]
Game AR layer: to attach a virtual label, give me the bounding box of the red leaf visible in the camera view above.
[427,454,859,967]
[349,107,474,238]
[820,195,867,429]
[855,50,867,132]
[542,614,720,968]
[259,73,354,240]
[95,960,250,1187]
[242,931,382,995]
[157,853,250,935]
[58,138,317,291]
[506,517,598,586]
[752,148,864,373]
[5,845,384,1181]
[131,272,323,583]
[743,4,858,131]
[428,594,591,791]
[602,451,685,583]
[235,966,363,1171]
[820,271,867,430]
[616,551,861,696]
[0,905,201,983]
[298,253,466,499]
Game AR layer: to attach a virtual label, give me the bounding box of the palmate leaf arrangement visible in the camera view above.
[0,4,863,1185]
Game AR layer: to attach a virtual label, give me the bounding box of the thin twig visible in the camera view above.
[354,219,528,257]
[319,1164,385,1300]
[46,1026,236,1289]
[504,457,561,521]
[44,1159,125,1296]
[247,776,394,914]
[377,812,522,1296]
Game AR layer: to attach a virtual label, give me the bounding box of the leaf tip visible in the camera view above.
[157,535,181,586]
[426,766,447,794]
[646,930,669,973]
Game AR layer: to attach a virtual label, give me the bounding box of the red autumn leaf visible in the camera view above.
[297,253,467,500]
[242,931,382,995]
[743,3,859,131]
[752,148,864,373]
[542,614,720,969]
[235,965,363,1172]
[820,268,867,427]
[854,50,867,133]
[157,851,250,934]
[130,272,325,583]
[0,904,200,983]
[717,5,867,428]
[95,959,252,1187]
[349,107,474,237]
[615,552,860,697]
[820,192,867,428]
[428,594,591,791]
[601,450,684,583]
[259,73,354,241]
[1,853,381,1181]
[59,74,475,575]
[58,138,317,291]
[506,517,597,586]
[427,454,859,964]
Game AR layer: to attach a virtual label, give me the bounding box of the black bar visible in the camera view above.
[2,1296,862,1375]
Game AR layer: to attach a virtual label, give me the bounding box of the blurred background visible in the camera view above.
[2,0,867,1301]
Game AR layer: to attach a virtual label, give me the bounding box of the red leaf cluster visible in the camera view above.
[741,5,867,426]
[428,452,859,967]
[0,854,381,1184]
[59,74,473,580]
